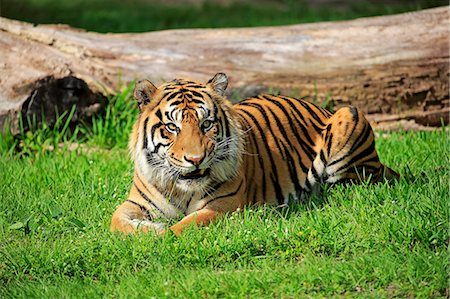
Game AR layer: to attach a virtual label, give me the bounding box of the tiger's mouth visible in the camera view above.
[179,168,211,180]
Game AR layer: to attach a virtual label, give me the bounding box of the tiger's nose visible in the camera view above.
[184,154,205,166]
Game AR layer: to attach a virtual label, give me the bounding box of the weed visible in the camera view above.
[81,84,138,149]
[0,106,82,157]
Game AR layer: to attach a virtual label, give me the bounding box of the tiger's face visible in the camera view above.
[130,73,243,193]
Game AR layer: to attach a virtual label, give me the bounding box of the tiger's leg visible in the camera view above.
[169,209,220,237]
[308,106,398,186]
[168,180,245,236]
[110,200,165,235]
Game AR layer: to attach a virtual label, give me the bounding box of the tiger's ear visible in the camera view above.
[134,79,158,109]
[206,73,228,96]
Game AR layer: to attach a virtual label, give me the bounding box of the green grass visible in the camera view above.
[1,0,447,33]
[0,97,448,298]
[1,2,448,296]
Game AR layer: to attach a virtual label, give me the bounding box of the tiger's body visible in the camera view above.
[111,73,398,236]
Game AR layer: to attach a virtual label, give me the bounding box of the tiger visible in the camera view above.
[110,73,399,236]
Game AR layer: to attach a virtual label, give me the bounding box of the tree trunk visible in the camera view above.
[0,7,448,133]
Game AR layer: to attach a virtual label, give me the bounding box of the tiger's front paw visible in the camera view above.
[157,228,167,237]
[111,219,166,235]
[127,219,166,235]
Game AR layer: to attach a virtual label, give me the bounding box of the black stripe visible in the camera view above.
[325,131,332,156]
[264,95,318,153]
[213,101,231,141]
[240,97,314,192]
[298,100,326,127]
[240,101,308,196]
[126,199,147,211]
[238,108,284,204]
[276,97,319,157]
[330,116,370,165]
[311,165,321,182]
[320,150,327,164]
[283,149,303,199]
[190,90,205,98]
[315,104,333,118]
[350,106,359,122]
[245,133,257,205]
[309,118,324,135]
[327,152,351,168]
[261,104,303,200]
[134,183,165,215]
[198,106,207,116]
[184,195,194,214]
[346,164,380,174]
[261,96,297,149]
[152,142,170,154]
[163,92,181,103]
[155,109,163,120]
[311,102,333,119]
[279,97,309,128]
[266,99,312,178]
[292,145,310,175]
[150,123,164,142]
[259,100,303,195]
[164,111,174,122]
[238,113,267,202]
[221,114,231,140]
[185,84,205,89]
[170,99,184,106]
[126,199,153,220]
[333,142,377,174]
[160,127,170,140]
[346,142,377,168]
[191,99,204,104]
[349,122,371,153]
[239,101,287,160]
[338,117,359,156]
[170,108,177,121]
[201,179,244,209]
[304,176,312,190]
[257,100,290,158]
[142,117,149,149]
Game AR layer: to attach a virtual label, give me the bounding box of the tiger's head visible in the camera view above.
[129,73,244,194]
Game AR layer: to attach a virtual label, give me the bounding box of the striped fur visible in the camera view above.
[111,73,398,236]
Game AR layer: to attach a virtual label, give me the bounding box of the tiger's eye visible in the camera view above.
[166,123,178,133]
[201,120,214,131]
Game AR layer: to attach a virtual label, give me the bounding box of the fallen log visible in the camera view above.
[0,7,448,133]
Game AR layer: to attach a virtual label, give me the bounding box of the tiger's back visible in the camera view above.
[235,95,329,205]
[235,94,395,207]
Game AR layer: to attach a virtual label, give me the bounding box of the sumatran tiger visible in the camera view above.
[110,73,398,236]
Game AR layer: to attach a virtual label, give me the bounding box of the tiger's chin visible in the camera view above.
[175,169,212,192]
[179,168,211,180]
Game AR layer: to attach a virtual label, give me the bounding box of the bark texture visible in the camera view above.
[0,7,448,133]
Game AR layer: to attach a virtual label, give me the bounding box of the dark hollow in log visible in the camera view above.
[0,7,448,133]
[20,76,106,131]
